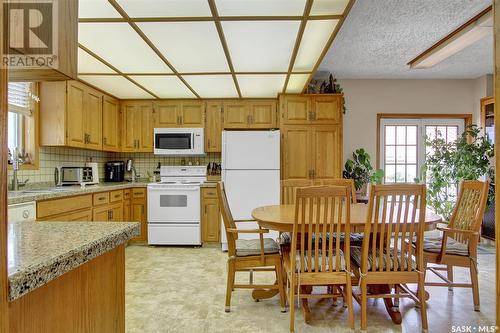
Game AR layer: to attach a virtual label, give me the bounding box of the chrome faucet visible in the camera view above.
[10,148,29,191]
[126,159,137,183]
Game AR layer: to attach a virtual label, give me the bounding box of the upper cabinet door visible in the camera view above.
[180,101,204,127]
[155,101,180,127]
[121,103,140,152]
[311,95,342,125]
[249,100,277,129]
[281,126,312,180]
[312,126,342,179]
[205,101,222,152]
[139,103,153,152]
[102,95,120,152]
[223,101,249,129]
[66,81,86,148]
[280,95,310,125]
[85,88,103,150]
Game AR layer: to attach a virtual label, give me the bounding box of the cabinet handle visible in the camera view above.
[110,210,113,219]
[180,116,183,125]
[313,112,317,120]
[312,170,316,179]
[107,210,111,220]
[137,139,140,148]
[98,197,105,201]
[308,170,313,179]
[247,115,250,125]
[103,137,107,145]
[115,194,121,198]
[250,115,254,124]
[207,139,211,148]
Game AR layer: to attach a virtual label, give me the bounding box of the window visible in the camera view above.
[7,82,38,167]
[379,117,465,184]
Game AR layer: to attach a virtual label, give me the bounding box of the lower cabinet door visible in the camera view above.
[109,203,123,222]
[93,206,110,222]
[202,198,220,243]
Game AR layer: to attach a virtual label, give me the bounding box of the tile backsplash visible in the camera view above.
[8,146,221,187]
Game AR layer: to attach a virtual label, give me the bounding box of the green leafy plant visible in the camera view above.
[423,125,494,220]
[343,148,384,191]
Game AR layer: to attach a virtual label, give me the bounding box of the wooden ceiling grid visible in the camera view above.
[78,0,355,99]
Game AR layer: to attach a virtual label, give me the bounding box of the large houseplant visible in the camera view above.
[343,148,384,194]
[423,125,494,220]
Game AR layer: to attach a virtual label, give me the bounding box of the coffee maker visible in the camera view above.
[104,161,125,182]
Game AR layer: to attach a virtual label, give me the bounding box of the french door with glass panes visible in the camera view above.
[380,118,465,184]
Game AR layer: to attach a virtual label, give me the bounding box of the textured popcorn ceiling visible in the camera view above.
[319,0,493,79]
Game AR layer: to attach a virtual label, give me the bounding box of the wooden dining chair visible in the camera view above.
[350,184,428,332]
[420,180,489,311]
[281,179,313,204]
[217,182,286,313]
[283,185,355,332]
[313,178,358,204]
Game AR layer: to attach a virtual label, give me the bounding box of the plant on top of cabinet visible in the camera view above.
[39,80,103,150]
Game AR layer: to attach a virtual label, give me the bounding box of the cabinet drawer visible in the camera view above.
[93,192,110,206]
[38,208,93,222]
[202,188,217,199]
[110,190,123,203]
[37,194,93,219]
[132,188,146,199]
[123,189,131,199]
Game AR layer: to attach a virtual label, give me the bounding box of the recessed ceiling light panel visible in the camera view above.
[293,19,338,71]
[183,75,238,98]
[216,0,306,16]
[223,21,300,72]
[237,74,286,97]
[117,0,212,17]
[285,74,309,93]
[79,23,172,73]
[129,75,195,98]
[79,0,121,18]
[310,0,349,15]
[138,22,229,72]
[78,47,116,74]
[78,75,155,99]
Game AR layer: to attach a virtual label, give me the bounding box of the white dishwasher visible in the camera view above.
[8,202,36,222]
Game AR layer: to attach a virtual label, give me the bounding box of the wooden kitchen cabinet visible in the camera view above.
[281,125,342,181]
[37,208,93,222]
[154,100,205,128]
[40,80,103,150]
[121,101,153,152]
[130,188,147,242]
[205,101,222,152]
[94,202,123,222]
[223,100,277,129]
[201,188,220,243]
[281,126,312,180]
[102,95,121,152]
[279,94,342,125]
[37,194,93,220]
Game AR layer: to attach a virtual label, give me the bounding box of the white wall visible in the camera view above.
[339,79,481,166]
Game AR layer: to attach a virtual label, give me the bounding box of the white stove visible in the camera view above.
[147,166,206,245]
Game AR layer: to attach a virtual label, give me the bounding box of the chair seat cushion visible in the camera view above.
[421,236,469,256]
[278,232,364,245]
[350,246,416,271]
[235,238,280,257]
[293,250,345,272]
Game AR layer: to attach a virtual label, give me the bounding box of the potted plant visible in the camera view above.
[423,125,494,220]
[343,148,384,196]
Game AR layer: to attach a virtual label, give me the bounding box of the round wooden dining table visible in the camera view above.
[252,203,442,232]
[251,203,442,325]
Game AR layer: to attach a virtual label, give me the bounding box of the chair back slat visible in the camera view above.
[281,179,313,204]
[314,179,358,203]
[291,186,352,274]
[217,182,238,256]
[448,180,489,245]
[361,184,426,273]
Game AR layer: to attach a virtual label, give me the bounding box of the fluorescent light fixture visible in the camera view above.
[408,6,492,69]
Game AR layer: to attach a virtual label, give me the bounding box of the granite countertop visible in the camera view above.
[8,220,140,301]
[8,181,219,205]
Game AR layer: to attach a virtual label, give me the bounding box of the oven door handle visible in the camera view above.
[148,187,200,191]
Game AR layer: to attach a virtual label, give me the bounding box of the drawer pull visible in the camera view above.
[98,197,105,200]
[114,195,121,198]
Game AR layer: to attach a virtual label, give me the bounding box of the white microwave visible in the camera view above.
[154,128,205,155]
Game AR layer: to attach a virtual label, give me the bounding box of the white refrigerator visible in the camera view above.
[221,130,280,251]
